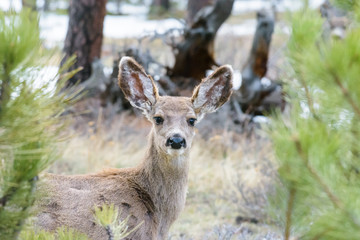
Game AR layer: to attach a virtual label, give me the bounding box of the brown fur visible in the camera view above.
[36,57,233,240]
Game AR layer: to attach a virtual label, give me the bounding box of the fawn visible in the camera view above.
[36,57,233,239]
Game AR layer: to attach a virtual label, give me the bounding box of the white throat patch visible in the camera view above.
[166,149,187,168]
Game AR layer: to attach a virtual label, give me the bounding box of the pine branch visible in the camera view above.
[284,187,296,240]
[293,137,360,229]
[350,119,360,159]
[293,137,343,209]
[0,63,11,112]
[0,177,38,209]
[330,70,360,118]
[0,186,17,208]
[14,176,39,239]
[310,228,334,240]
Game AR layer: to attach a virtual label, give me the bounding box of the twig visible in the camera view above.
[331,71,360,118]
[298,75,320,121]
[105,225,114,240]
[0,63,11,112]
[231,98,245,123]
[147,28,184,48]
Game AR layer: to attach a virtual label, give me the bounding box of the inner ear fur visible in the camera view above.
[118,57,159,111]
[191,65,233,115]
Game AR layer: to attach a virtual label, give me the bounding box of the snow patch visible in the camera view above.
[35,14,184,47]
[0,0,21,11]
[232,0,325,14]
[12,66,59,96]
[32,66,59,92]
[103,15,183,39]
[39,13,68,48]
[218,19,257,36]
[233,70,242,91]
[107,2,148,15]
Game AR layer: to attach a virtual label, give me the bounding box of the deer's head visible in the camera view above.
[118,57,233,157]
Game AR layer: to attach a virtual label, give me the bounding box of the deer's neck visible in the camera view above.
[137,130,190,236]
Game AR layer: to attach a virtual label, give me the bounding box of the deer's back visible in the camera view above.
[36,169,158,240]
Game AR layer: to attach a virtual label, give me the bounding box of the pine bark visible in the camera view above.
[61,0,107,86]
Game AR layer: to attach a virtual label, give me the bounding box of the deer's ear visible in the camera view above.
[118,57,159,113]
[191,65,233,120]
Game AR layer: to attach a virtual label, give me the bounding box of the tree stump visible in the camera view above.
[234,9,283,115]
[169,0,235,84]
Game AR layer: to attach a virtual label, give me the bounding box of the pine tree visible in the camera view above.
[268,1,360,239]
[0,9,75,239]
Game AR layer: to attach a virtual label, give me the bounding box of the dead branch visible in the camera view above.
[169,0,235,82]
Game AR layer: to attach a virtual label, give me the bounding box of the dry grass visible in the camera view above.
[48,108,281,239]
[170,129,280,239]
[49,111,150,174]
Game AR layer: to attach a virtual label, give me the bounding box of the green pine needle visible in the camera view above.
[268,3,360,240]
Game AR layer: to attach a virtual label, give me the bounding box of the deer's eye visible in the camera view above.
[188,118,197,126]
[153,116,164,125]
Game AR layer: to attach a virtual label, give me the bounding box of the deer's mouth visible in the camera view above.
[166,148,186,157]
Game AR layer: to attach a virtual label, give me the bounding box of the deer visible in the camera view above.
[36,57,233,240]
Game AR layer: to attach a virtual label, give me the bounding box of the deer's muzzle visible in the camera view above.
[166,134,186,149]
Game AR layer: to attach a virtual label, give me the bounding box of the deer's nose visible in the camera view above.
[166,134,186,149]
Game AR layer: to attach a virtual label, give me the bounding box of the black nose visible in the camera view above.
[166,135,186,149]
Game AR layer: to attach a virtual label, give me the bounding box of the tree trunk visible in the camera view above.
[43,0,50,11]
[149,0,170,15]
[22,0,37,11]
[169,0,234,83]
[186,0,213,25]
[116,0,121,14]
[61,0,107,87]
